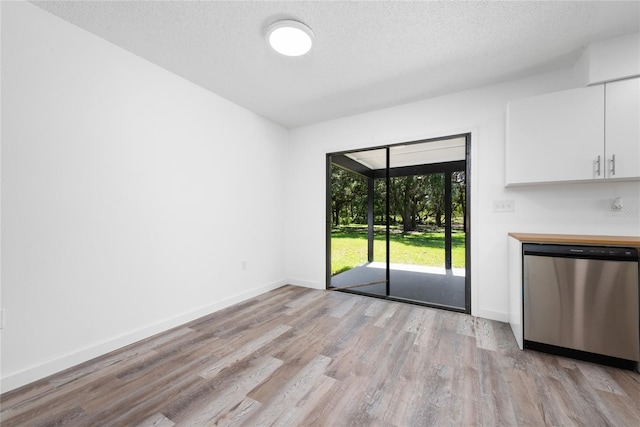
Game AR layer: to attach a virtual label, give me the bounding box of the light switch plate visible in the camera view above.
[493,200,515,212]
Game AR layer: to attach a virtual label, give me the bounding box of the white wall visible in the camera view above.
[3,1,639,395]
[1,1,288,392]
[285,67,640,321]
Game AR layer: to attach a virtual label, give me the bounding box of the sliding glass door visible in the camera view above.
[327,135,470,313]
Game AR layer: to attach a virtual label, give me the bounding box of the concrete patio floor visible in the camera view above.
[330,262,466,309]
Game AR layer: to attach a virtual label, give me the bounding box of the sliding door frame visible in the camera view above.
[326,133,471,314]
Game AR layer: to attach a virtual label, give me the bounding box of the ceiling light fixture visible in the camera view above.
[267,20,314,57]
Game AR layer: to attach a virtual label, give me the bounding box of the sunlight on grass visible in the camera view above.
[331,228,465,275]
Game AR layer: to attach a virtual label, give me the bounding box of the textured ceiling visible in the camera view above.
[30,1,640,128]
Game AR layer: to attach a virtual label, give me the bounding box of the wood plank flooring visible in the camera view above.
[2,285,639,426]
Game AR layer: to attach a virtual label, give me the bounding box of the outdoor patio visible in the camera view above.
[330,262,466,309]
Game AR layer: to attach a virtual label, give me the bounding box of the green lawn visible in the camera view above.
[331,227,465,275]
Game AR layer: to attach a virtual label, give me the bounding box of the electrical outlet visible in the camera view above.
[493,200,515,213]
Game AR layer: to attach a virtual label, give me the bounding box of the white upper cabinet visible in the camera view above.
[506,85,605,185]
[586,34,640,85]
[506,77,640,185]
[605,78,640,179]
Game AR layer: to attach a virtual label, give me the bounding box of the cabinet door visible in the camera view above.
[605,77,640,179]
[506,85,605,185]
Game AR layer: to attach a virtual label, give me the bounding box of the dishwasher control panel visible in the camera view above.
[524,243,638,261]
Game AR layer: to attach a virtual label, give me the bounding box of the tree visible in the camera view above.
[331,166,367,226]
[418,173,444,228]
[334,168,466,232]
[397,175,420,232]
[452,170,466,228]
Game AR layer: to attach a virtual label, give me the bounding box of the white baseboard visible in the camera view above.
[474,307,509,323]
[286,278,324,289]
[1,279,287,394]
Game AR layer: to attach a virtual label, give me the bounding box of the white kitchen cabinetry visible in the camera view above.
[506,85,604,185]
[506,77,640,185]
[508,235,523,350]
[605,78,640,179]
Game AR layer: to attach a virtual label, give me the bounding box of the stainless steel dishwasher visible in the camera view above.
[523,243,639,369]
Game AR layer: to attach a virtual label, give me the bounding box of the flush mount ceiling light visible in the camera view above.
[267,20,314,56]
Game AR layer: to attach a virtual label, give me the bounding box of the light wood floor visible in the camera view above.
[2,285,639,426]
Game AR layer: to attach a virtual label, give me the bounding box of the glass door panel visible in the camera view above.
[388,142,466,309]
[329,149,387,297]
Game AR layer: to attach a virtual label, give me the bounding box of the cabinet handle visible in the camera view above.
[595,155,601,176]
[610,154,616,176]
